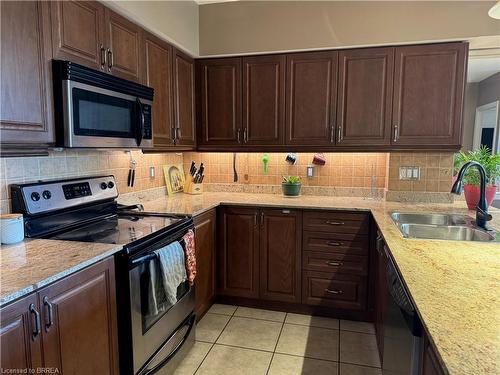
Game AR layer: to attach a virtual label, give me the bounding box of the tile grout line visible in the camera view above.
[195,305,237,374]
[193,341,215,375]
[266,312,287,375]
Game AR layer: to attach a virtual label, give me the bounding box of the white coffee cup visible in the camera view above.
[1,214,24,245]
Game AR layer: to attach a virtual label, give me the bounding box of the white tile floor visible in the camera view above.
[174,305,382,375]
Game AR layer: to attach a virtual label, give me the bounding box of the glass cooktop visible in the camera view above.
[48,214,185,245]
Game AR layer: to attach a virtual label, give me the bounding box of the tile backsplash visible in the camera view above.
[0,150,183,213]
[0,150,457,213]
[183,152,389,188]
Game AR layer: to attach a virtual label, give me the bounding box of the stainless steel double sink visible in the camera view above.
[391,212,496,242]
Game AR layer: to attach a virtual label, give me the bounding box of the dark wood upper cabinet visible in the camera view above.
[174,49,196,147]
[143,32,175,147]
[337,47,394,146]
[0,1,54,147]
[0,293,43,372]
[39,257,119,375]
[50,1,106,70]
[197,58,242,146]
[242,55,285,146]
[194,209,216,319]
[217,206,260,299]
[392,43,467,147]
[285,51,338,146]
[259,209,302,303]
[104,9,142,83]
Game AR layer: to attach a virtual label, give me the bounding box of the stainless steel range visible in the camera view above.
[11,176,196,375]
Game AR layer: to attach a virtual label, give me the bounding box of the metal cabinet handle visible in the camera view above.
[326,241,342,246]
[100,44,106,70]
[330,126,335,143]
[254,213,258,226]
[171,127,177,144]
[29,303,41,341]
[326,261,343,267]
[107,48,113,72]
[325,221,344,225]
[237,129,241,144]
[43,296,54,332]
[337,126,342,143]
[243,128,248,143]
[393,124,399,142]
[325,288,343,295]
[282,209,291,214]
[260,212,264,227]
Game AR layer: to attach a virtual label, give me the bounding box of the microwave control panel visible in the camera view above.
[143,104,152,139]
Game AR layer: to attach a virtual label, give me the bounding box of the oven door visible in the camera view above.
[128,242,195,374]
[62,80,152,148]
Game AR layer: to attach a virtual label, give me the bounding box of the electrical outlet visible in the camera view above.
[399,166,420,180]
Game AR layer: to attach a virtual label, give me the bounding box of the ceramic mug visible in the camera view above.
[285,153,297,165]
[0,213,24,245]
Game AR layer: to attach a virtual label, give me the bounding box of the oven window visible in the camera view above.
[139,257,190,334]
[72,88,136,138]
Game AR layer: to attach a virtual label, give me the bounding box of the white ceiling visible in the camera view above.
[467,57,500,83]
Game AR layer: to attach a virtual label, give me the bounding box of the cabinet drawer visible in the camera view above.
[303,231,368,255]
[303,251,368,275]
[303,211,369,234]
[302,271,367,311]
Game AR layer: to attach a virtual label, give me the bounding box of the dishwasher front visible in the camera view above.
[382,254,423,375]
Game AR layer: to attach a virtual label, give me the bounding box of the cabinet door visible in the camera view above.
[260,209,302,303]
[174,49,196,147]
[242,55,285,146]
[194,209,216,319]
[39,257,119,375]
[422,332,446,375]
[375,238,388,363]
[50,1,105,70]
[197,58,242,146]
[337,47,394,146]
[105,9,142,83]
[143,32,175,147]
[0,294,43,372]
[285,51,337,146]
[217,207,260,298]
[392,43,467,147]
[0,1,54,146]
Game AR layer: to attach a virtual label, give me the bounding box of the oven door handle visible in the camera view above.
[140,314,196,375]
[136,98,144,146]
[130,253,157,267]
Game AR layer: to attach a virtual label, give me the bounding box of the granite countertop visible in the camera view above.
[129,192,500,375]
[0,239,122,306]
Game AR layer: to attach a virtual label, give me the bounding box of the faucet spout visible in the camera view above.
[451,161,492,230]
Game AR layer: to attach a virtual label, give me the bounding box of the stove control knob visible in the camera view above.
[31,192,40,201]
[100,182,108,190]
[107,181,114,189]
[42,190,51,200]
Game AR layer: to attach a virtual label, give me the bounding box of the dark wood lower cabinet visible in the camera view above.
[259,209,302,303]
[217,206,260,299]
[0,294,43,371]
[421,332,446,375]
[0,257,119,374]
[194,209,216,319]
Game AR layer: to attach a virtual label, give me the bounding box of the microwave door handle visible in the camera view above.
[136,98,144,146]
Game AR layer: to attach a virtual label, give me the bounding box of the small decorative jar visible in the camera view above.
[1,213,24,245]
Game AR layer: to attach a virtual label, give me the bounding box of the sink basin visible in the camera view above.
[391,212,469,226]
[399,224,495,242]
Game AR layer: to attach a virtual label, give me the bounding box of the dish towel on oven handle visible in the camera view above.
[183,229,197,285]
[154,241,188,306]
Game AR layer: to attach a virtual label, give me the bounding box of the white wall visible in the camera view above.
[106,0,199,56]
[199,1,500,56]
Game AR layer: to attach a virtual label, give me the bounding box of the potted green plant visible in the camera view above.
[282,175,302,197]
[455,146,500,209]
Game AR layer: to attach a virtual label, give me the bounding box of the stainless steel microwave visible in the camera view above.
[53,60,154,148]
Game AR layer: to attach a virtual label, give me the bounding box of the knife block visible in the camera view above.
[184,177,203,195]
